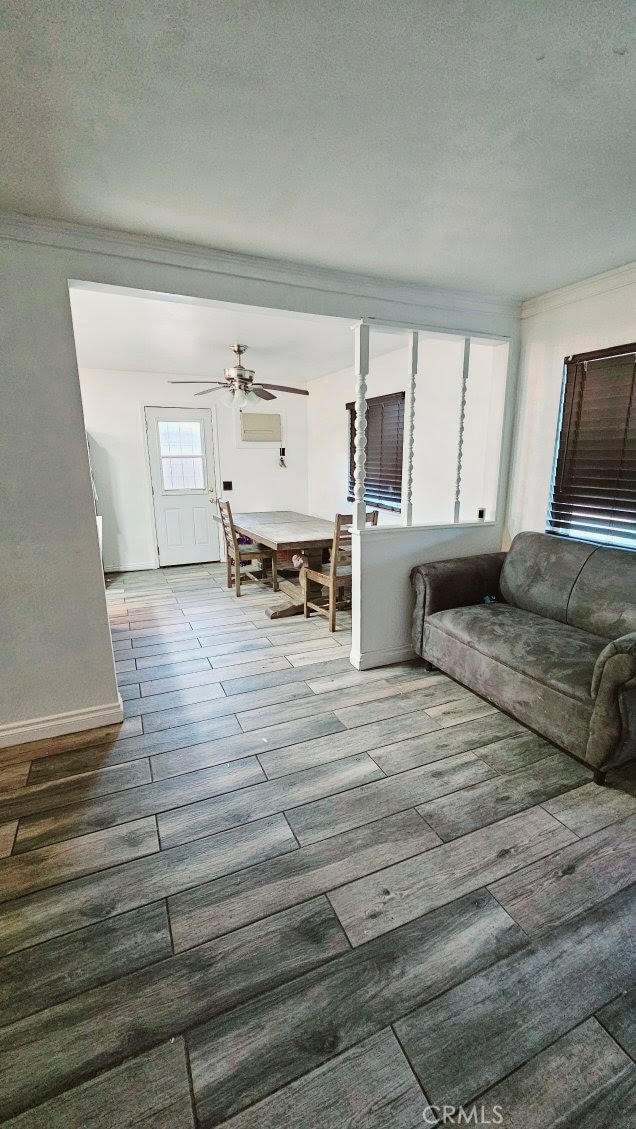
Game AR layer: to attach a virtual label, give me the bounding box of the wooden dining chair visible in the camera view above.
[218,500,278,597]
[303,510,378,631]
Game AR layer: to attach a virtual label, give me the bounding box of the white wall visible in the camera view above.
[507,263,636,540]
[0,212,517,744]
[352,522,504,668]
[307,336,509,526]
[0,245,121,744]
[79,368,308,571]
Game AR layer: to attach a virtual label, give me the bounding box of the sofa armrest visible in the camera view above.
[588,635,636,769]
[591,633,636,698]
[410,551,506,656]
[411,552,506,618]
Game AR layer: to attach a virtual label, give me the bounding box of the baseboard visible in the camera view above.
[0,697,124,749]
[104,561,158,574]
[350,644,416,670]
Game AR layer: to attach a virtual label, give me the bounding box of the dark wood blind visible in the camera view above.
[547,342,635,547]
[347,392,405,512]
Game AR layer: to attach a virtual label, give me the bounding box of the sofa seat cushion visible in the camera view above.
[428,602,605,703]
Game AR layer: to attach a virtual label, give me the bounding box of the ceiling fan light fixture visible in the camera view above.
[218,387,235,408]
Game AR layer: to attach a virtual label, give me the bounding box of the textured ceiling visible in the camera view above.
[2,1,635,297]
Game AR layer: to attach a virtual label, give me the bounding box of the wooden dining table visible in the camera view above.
[230,510,335,618]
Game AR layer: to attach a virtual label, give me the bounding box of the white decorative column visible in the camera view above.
[402,331,418,526]
[353,320,370,530]
[453,337,471,523]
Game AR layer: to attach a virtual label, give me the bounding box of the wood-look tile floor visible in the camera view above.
[1,562,635,1127]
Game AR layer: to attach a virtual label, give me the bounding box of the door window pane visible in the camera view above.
[158,421,206,491]
[161,457,205,490]
[158,421,203,456]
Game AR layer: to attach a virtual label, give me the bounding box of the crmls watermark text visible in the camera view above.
[423,1104,504,1125]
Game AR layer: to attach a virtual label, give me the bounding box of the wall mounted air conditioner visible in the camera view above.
[239,412,282,442]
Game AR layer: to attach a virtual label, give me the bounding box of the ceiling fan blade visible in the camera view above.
[168,380,225,384]
[258,383,309,396]
[252,387,277,400]
[194,386,227,396]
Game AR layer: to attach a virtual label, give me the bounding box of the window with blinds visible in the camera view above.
[347,391,405,512]
[547,342,635,548]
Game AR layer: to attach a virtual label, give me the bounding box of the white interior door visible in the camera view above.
[145,407,220,566]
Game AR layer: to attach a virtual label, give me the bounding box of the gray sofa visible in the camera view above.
[411,532,636,781]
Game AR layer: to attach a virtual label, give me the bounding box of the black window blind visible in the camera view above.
[547,342,635,548]
[347,392,405,512]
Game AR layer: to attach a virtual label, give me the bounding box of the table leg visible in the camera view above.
[265,549,323,619]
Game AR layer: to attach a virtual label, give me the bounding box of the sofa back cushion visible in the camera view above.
[568,545,636,639]
[499,532,595,623]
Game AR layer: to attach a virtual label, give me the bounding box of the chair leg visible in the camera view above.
[226,554,232,589]
[328,584,336,632]
[235,561,241,598]
[271,553,279,592]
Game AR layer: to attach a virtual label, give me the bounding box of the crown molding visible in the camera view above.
[521,261,636,319]
[0,209,518,325]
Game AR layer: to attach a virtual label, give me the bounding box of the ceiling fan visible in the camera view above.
[169,344,309,407]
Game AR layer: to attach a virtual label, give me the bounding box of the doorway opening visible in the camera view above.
[68,281,356,574]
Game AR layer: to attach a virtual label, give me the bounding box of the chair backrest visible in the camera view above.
[218,499,239,555]
[330,510,378,578]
